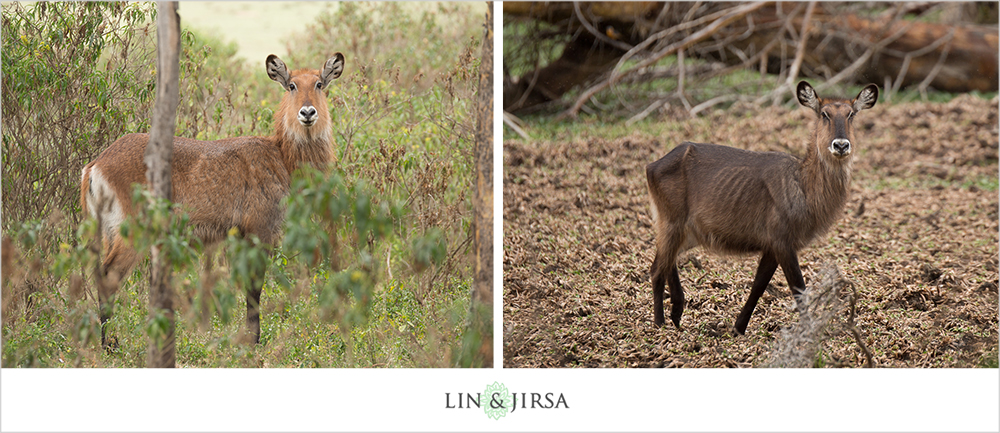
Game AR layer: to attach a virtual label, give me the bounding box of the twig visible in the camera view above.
[619,1,762,69]
[689,94,740,117]
[682,1,704,24]
[677,48,692,113]
[651,2,672,32]
[755,10,921,107]
[618,63,718,84]
[620,2,770,80]
[572,1,634,52]
[509,47,547,112]
[625,99,668,126]
[917,29,956,98]
[890,28,956,97]
[503,111,531,141]
[783,1,817,91]
[562,1,771,119]
[810,11,925,94]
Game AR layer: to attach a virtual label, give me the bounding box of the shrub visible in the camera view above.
[1,2,157,234]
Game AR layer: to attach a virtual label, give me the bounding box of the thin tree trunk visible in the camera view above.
[146,1,180,369]
[471,1,494,368]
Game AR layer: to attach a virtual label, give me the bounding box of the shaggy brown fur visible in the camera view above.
[646,81,878,334]
[80,53,345,347]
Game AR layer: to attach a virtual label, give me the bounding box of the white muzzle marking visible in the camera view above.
[829,138,851,157]
[298,105,318,127]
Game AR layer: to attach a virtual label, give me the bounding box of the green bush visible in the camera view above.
[1,2,157,233]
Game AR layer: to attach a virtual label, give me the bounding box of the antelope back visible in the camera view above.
[81,54,347,252]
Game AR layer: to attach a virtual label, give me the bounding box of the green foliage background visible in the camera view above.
[1,2,487,367]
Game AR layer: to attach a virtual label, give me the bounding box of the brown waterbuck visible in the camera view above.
[80,53,345,347]
[645,81,878,334]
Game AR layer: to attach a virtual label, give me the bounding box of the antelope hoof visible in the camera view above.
[734,322,748,336]
[670,304,684,329]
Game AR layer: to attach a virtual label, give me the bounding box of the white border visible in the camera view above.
[2,3,999,433]
[493,0,504,370]
[2,369,999,432]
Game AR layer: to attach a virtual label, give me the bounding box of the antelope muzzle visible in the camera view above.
[829,138,851,157]
[298,105,318,127]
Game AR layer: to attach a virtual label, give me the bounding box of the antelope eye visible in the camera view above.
[316,82,323,90]
[821,111,830,121]
[289,82,297,91]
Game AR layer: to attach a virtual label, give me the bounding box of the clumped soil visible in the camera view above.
[503,95,999,368]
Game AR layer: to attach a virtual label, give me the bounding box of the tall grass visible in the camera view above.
[1,1,487,367]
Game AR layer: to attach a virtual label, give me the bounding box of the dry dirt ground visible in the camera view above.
[503,95,999,368]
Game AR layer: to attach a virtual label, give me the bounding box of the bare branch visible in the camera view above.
[572,1,634,52]
[563,1,771,118]
[503,111,531,141]
[784,1,817,89]
[917,29,956,97]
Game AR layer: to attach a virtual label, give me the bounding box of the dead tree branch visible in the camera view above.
[504,2,997,117]
[563,1,770,118]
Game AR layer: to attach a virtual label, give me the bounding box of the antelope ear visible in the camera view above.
[266,54,292,90]
[796,81,820,113]
[853,84,879,112]
[321,53,345,86]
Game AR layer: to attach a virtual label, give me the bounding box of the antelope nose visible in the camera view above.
[831,138,851,156]
[298,106,318,125]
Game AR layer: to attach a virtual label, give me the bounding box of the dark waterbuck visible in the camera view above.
[645,81,879,334]
[80,53,345,347]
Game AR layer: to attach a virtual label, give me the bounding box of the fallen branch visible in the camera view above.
[889,27,956,96]
[562,1,771,118]
[505,1,997,116]
[503,111,531,140]
[573,1,634,52]
[917,29,955,98]
[780,1,817,102]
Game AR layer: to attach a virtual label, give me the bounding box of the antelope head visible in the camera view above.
[266,53,345,143]
[796,81,878,160]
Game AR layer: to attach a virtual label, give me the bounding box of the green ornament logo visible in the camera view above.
[483,381,512,420]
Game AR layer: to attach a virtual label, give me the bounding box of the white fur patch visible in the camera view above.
[648,196,659,224]
[85,166,125,243]
[297,105,317,125]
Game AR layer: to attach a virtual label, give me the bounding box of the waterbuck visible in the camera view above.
[645,81,878,334]
[80,53,345,347]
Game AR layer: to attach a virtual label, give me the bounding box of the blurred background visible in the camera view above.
[503,1,997,123]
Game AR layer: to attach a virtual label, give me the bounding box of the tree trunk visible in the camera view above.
[471,1,494,368]
[146,1,180,369]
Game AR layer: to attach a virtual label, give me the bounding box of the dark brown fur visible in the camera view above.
[646,81,878,334]
[80,53,345,347]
